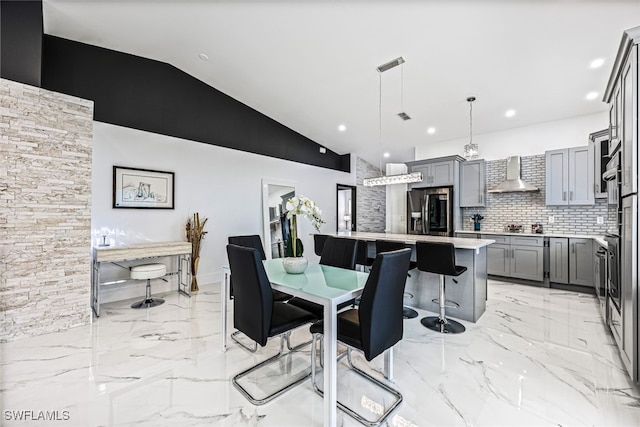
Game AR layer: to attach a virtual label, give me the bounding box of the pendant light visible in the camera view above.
[363,57,423,187]
[463,96,479,159]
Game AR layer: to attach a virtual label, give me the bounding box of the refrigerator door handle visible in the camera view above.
[423,194,429,235]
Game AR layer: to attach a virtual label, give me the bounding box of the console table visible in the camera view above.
[91,241,192,317]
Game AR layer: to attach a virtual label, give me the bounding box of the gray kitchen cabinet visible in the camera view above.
[455,232,479,238]
[510,236,544,281]
[548,237,569,284]
[406,156,462,188]
[569,238,594,287]
[545,146,595,205]
[482,234,543,281]
[620,195,637,379]
[590,129,609,199]
[487,244,510,276]
[621,45,637,197]
[460,159,486,207]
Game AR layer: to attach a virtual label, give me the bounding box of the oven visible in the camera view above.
[604,234,621,313]
[603,150,621,236]
[594,244,608,321]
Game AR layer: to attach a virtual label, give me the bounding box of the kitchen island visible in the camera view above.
[331,232,494,322]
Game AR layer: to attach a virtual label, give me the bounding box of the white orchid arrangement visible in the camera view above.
[285,195,325,231]
[285,195,325,257]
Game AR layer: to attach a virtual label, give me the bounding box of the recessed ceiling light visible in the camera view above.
[585,91,599,100]
[383,152,390,158]
[427,127,436,135]
[505,109,516,118]
[338,124,346,132]
[198,53,209,61]
[589,58,605,69]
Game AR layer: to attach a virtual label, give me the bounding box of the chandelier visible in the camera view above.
[463,96,479,159]
[363,57,422,187]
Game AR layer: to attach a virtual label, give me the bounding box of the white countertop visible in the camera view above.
[93,241,192,262]
[333,231,494,250]
[454,230,607,247]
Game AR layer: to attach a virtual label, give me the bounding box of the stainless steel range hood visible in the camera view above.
[488,156,540,193]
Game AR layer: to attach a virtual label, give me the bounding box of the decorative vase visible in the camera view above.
[191,256,200,292]
[282,257,308,274]
[474,222,481,231]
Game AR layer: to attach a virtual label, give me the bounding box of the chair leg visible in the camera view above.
[310,335,403,427]
[231,330,258,353]
[421,275,465,334]
[232,331,312,405]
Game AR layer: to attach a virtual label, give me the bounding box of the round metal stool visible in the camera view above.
[130,263,166,309]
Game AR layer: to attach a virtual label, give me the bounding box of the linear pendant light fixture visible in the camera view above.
[363,57,423,187]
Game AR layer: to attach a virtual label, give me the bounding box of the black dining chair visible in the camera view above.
[313,234,330,257]
[309,248,411,426]
[228,234,292,302]
[287,236,358,317]
[375,239,419,319]
[356,239,375,271]
[226,244,317,405]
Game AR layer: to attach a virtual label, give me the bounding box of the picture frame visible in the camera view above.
[112,166,175,209]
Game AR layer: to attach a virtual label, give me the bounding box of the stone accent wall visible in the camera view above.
[461,154,609,234]
[356,158,385,232]
[0,79,93,342]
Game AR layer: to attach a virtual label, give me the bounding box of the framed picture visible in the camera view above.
[113,166,175,209]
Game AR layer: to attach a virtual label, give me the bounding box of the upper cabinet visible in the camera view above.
[460,159,486,207]
[620,46,637,197]
[604,29,638,199]
[406,155,463,189]
[590,129,610,199]
[545,146,595,205]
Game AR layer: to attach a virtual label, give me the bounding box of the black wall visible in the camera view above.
[41,36,350,172]
[0,0,43,87]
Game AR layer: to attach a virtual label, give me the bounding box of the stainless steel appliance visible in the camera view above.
[603,150,621,235]
[407,186,453,236]
[595,244,608,321]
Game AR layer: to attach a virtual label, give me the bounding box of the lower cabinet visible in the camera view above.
[483,234,544,281]
[548,237,594,287]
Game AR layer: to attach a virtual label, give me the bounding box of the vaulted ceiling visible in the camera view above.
[43,0,640,166]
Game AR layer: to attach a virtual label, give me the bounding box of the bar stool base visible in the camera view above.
[421,316,465,334]
[402,307,419,319]
[131,298,165,309]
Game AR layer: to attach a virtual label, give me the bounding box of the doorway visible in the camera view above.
[336,184,356,232]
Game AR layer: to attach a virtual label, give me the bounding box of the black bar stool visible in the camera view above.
[416,241,466,334]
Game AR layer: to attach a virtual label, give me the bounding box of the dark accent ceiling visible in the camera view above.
[40,36,350,172]
[0,0,349,173]
[0,0,43,87]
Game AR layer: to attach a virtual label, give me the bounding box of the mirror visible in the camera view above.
[262,179,295,259]
[336,184,356,232]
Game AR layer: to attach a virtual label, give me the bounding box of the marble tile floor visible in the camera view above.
[1,279,640,427]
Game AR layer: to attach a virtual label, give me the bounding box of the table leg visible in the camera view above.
[384,347,393,380]
[323,301,337,427]
[221,267,229,352]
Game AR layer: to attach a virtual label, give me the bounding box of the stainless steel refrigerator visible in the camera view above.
[406,186,453,237]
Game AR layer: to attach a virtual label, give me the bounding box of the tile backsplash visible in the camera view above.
[356,157,386,232]
[461,155,609,234]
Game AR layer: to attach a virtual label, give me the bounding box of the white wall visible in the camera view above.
[92,122,354,298]
[415,112,608,161]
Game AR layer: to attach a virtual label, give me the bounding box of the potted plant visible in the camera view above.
[283,195,325,274]
[471,213,484,231]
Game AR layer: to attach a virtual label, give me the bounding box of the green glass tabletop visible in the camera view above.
[263,259,368,303]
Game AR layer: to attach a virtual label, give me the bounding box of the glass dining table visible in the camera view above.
[220,259,394,427]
